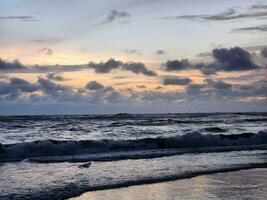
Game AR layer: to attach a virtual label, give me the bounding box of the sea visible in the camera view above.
[0,112,267,199]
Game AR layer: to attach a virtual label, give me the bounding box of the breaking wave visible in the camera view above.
[1,130,267,162]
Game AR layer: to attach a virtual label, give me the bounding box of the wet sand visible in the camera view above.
[70,168,267,200]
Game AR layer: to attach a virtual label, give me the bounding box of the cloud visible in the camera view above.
[0,15,36,22]
[162,76,191,85]
[85,81,104,90]
[156,50,166,55]
[123,48,142,55]
[183,78,267,101]
[165,59,191,71]
[30,38,61,44]
[0,46,261,80]
[250,4,267,10]
[155,86,163,90]
[0,58,84,73]
[0,77,38,99]
[112,76,130,79]
[197,52,211,57]
[211,47,259,71]
[89,59,122,73]
[164,47,260,74]
[0,58,26,71]
[136,90,183,104]
[0,76,127,104]
[232,24,267,32]
[89,59,157,76]
[137,85,146,89]
[105,10,131,23]
[32,64,88,73]
[0,58,157,76]
[204,79,232,90]
[164,7,267,21]
[186,84,204,95]
[261,48,267,58]
[46,73,66,81]
[122,62,157,76]
[0,75,266,113]
[37,77,71,96]
[38,47,54,56]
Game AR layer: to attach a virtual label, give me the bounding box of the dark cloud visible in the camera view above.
[89,59,122,73]
[136,85,146,89]
[79,84,126,104]
[0,58,157,76]
[0,75,266,112]
[0,15,36,22]
[0,58,26,71]
[217,71,266,82]
[0,77,125,104]
[85,81,104,90]
[89,59,157,76]
[112,76,130,79]
[183,78,267,102]
[0,77,38,99]
[156,50,166,55]
[165,59,191,71]
[162,76,191,85]
[0,58,84,74]
[184,81,231,100]
[46,73,66,81]
[32,64,88,73]
[261,48,267,58]
[37,77,70,96]
[164,8,267,21]
[250,4,267,10]
[105,10,131,23]
[212,47,259,71]
[30,38,61,44]
[186,84,204,95]
[137,90,182,104]
[164,47,260,74]
[197,52,211,57]
[155,86,163,90]
[123,48,142,55]
[232,24,267,32]
[204,79,232,90]
[9,77,38,93]
[38,47,54,56]
[122,62,157,76]
[102,87,124,103]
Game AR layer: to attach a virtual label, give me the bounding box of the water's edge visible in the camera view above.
[3,163,267,200]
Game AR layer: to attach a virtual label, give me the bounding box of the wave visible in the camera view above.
[242,118,267,122]
[100,118,267,128]
[1,162,267,200]
[29,144,267,163]
[202,127,227,132]
[1,112,266,121]
[1,130,267,162]
[101,119,225,128]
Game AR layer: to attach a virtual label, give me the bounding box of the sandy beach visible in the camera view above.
[71,168,267,200]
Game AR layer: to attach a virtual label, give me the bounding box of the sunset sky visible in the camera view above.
[0,0,267,114]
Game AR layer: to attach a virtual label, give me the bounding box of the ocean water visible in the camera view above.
[0,112,267,199]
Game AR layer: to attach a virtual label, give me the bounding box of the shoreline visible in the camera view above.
[70,168,267,200]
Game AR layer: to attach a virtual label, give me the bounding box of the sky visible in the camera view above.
[0,0,267,115]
